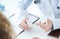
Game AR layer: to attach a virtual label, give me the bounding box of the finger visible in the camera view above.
[19,18,29,30]
[23,17,29,23]
[47,19,52,23]
[19,23,29,30]
[47,19,53,27]
[43,22,46,25]
[35,22,45,29]
[35,22,42,26]
[19,21,29,30]
[35,22,41,25]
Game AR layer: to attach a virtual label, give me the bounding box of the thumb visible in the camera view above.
[23,17,29,23]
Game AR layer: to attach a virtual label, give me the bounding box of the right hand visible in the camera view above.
[36,19,53,32]
[19,18,30,30]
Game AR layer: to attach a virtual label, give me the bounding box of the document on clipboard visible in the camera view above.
[15,12,48,39]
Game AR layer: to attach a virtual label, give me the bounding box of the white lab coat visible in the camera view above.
[35,0,60,30]
[49,0,60,30]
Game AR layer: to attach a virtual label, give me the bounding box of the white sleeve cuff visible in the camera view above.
[52,19,60,30]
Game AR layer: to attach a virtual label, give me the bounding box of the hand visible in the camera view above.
[19,18,30,30]
[36,19,53,32]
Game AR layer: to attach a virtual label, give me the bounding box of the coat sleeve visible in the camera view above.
[52,19,60,30]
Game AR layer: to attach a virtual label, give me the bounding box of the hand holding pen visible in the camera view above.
[8,12,40,37]
[15,17,31,37]
[19,17,31,30]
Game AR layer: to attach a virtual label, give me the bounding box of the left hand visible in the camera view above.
[36,19,53,32]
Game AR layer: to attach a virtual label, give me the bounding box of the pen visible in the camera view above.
[32,17,40,24]
[15,30,24,37]
[8,13,15,19]
[16,14,40,37]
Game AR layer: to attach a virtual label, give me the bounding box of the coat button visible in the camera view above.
[57,7,60,9]
[34,0,40,4]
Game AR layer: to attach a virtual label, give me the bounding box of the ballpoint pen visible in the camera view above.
[16,13,40,37]
[8,13,15,19]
